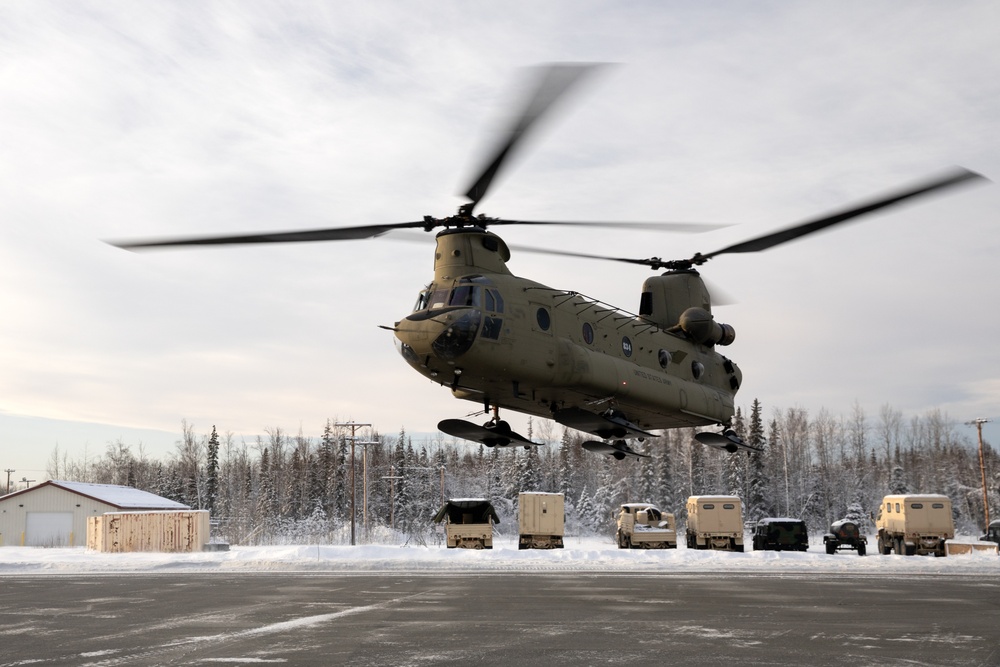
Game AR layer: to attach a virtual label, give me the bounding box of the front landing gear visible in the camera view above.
[438,407,542,449]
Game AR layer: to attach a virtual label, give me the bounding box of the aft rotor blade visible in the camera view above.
[487,219,731,233]
[462,63,605,210]
[700,167,987,261]
[503,242,670,269]
[108,221,429,250]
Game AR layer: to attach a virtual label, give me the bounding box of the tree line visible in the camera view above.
[41,401,997,545]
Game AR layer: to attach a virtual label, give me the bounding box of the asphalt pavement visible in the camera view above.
[2,572,998,666]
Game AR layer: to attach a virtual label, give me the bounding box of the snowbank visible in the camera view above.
[1,535,996,575]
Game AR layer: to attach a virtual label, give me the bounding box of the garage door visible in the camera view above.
[25,512,74,547]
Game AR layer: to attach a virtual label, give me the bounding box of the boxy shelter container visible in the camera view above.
[88,510,210,552]
[0,480,189,547]
[518,492,564,549]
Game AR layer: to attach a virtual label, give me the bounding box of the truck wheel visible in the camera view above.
[857,542,866,556]
[894,537,904,555]
[826,542,836,555]
[878,536,890,555]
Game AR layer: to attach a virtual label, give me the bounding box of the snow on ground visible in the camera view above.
[1,536,997,576]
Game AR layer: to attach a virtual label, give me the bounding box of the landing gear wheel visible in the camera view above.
[484,420,511,433]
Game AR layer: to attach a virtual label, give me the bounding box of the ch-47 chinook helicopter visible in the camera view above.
[112,64,986,460]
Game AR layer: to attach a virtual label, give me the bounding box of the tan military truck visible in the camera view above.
[432,498,500,549]
[518,492,564,549]
[616,503,677,549]
[685,495,744,551]
[875,494,954,557]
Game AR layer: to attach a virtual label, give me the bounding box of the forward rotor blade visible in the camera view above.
[108,221,429,250]
[462,63,605,209]
[700,167,987,261]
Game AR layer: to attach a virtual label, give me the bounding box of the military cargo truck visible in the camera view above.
[432,498,500,549]
[823,519,867,555]
[981,519,1000,545]
[616,503,677,549]
[685,495,744,551]
[752,518,809,551]
[875,494,954,556]
[518,492,564,549]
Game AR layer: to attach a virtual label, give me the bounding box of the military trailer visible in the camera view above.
[616,503,677,549]
[823,519,867,555]
[518,492,564,549]
[752,517,809,552]
[432,498,500,549]
[875,494,954,556]
[685,495,744,551]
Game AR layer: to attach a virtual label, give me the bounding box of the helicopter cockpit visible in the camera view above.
[402,277,506,360]
[411,277,504,315]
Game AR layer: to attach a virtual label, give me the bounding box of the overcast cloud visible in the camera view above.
[2,2,998,474]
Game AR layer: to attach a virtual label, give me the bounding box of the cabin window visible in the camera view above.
[536,308,551,331]
[895,503,901,513]
[702,504,715,510]
[910,503,923,509]
[582,322,595,344]
[932,503,944,509]
[723,504,735,510]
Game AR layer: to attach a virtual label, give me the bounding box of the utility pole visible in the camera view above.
[3,469,14,496]
[382,467,403,531]
[336,422,370,546]
[356,440,380,542]
[967,418,991,530]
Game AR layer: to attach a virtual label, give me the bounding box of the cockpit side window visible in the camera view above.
[487,288,504,313]
[412,290,430,312]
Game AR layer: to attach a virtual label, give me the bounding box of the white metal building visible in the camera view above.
[0,480,189,547]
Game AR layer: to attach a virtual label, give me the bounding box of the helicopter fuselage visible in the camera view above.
[393,228,742,435]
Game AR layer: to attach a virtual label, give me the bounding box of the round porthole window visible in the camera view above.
[536,307,551,331]
[582,322,594,344]
[658,349,672,369]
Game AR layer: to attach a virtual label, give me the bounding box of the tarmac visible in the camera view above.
[2,571,998,666]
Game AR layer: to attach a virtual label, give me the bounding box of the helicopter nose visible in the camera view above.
[429,309,481,360]
[394,308,482,362]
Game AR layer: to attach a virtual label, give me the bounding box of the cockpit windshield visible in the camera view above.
[449,285,481,308]
[412,278,503,314]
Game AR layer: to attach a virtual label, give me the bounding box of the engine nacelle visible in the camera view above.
[678,307,736,346]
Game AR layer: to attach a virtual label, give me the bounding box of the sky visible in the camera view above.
[2,2,999,478]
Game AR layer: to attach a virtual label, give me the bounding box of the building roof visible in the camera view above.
[1,480,190,510]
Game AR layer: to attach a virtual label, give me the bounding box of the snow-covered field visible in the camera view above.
[2,536,997,576]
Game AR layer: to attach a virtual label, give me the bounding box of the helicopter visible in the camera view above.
[112,64,986,460]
